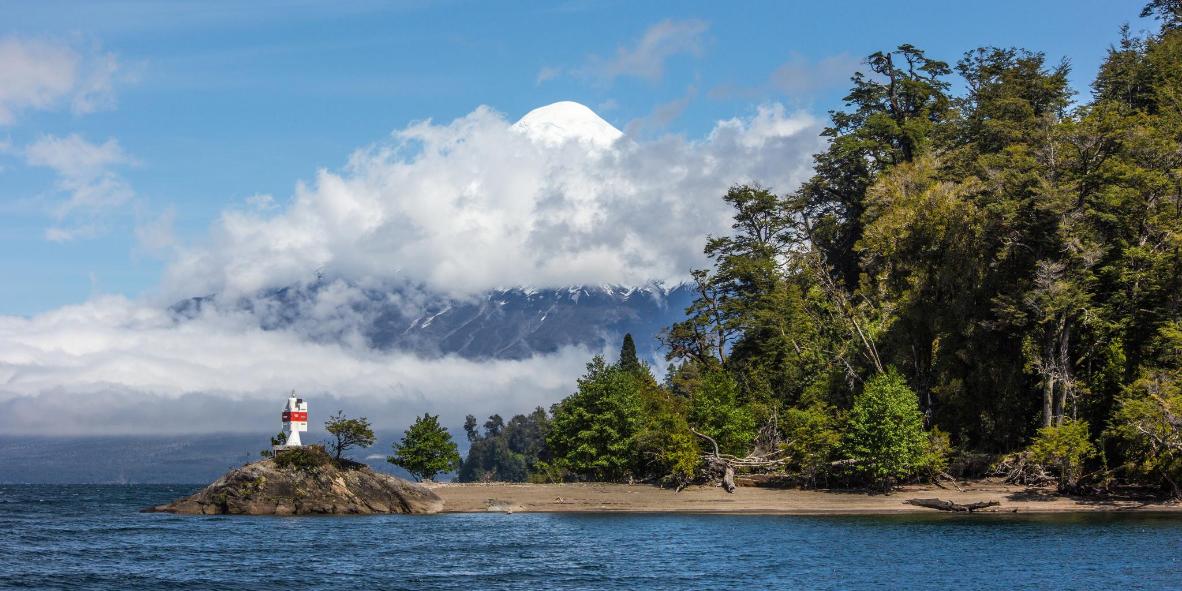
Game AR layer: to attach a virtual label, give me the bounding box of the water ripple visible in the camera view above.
[0,485,1180,590]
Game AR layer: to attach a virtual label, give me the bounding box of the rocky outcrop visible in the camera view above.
[144,454,443,515]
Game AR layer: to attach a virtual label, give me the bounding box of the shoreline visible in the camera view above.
[426,479,1182,515]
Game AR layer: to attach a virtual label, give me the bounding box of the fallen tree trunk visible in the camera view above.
[722,463,736,493]
[933,471,965,492]
[905,498,1000,512]
[692,429,737,493]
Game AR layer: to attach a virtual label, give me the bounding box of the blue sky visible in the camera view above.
[0,0,1155,315]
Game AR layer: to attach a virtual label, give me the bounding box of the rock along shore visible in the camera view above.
[145,452,443,515]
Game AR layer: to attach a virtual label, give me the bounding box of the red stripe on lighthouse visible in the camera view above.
[282,411,308,421]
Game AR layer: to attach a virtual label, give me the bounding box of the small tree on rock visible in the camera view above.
[388,413,461,481]
[260,431,288,458]
[324,411,376,462]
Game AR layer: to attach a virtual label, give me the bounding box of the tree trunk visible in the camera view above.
[1054,381,1068,427]
[1054,322,1072,426]
[722,464,736,493]
[912,337,934,425]
[692,428,737,494]
[1042,374,1055,428]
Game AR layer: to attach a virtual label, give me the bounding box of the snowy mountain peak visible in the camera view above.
[512,101,623,148]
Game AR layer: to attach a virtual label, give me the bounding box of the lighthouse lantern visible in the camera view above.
[280,394,308,447]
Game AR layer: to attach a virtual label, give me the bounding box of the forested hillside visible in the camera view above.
[458,3,1182,495]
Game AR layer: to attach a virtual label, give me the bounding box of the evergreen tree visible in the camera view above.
[388,414,461,482]
[843,369,929,489]
[618,333,642,374]
[457,408,551,483]
[463,414,480,442]
[1142,0,1182,30]
[547,356,697,482]
[546,357,643,481]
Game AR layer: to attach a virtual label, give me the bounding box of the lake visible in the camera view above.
[2,484,1180,590]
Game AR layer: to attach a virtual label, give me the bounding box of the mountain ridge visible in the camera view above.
[171,281,695,360]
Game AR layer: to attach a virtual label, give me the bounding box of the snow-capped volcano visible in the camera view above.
[512,101,623,148]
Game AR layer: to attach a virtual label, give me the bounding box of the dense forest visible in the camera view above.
[455,3,1182,495]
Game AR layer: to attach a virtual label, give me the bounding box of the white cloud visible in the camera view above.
[26,133,129,179]
[25,133,135,240]
[707,53,862,102]
[624,87,696,136]
[244,193,279,211]
[579,19,709,83]
[769,52,861,97]
[45,223,104,243]
[162,101,822,300]
[0,100,826,436]
[0,296,590,435]
[0,37,121,125]
[710,103,817,150]
[134,207,177,255]
[535,65,562,85]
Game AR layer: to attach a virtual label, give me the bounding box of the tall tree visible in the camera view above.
[547,357,643,481]
[618,333,642,374]
[802,44,952,290]
[1142,0,1182,30]
[458,408,551,483]
[388,414,461,482]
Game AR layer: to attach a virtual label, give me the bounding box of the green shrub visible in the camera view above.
[782,404,841,485]
[841,368,928,490]
[919,426,952,480]
[1028,419,1096,491]
[527,460,568,484]
[631,387,700,486]
[259,431,287,458]
[687,370,756,456]
[1106,370,1182,497]
[273,444,332,471]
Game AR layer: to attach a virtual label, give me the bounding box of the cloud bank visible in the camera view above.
[0,296,590,435]
[163,101,822,300]
[1,100,824,435]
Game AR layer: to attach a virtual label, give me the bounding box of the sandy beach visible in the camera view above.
[427,480,1182,515]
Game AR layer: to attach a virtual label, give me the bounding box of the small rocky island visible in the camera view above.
[145,446,443,515]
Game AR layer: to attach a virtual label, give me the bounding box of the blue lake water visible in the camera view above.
[1,484,1180,590]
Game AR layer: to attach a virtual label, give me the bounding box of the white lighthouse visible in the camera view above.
[280,393,308,447]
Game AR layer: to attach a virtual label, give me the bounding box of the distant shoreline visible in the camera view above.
[426,480,1182,515]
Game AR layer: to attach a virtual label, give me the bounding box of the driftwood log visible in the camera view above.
[703,455,736,493]
[990,451,1056,486]
[693,429,737,493]
[905,498,1000,512]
